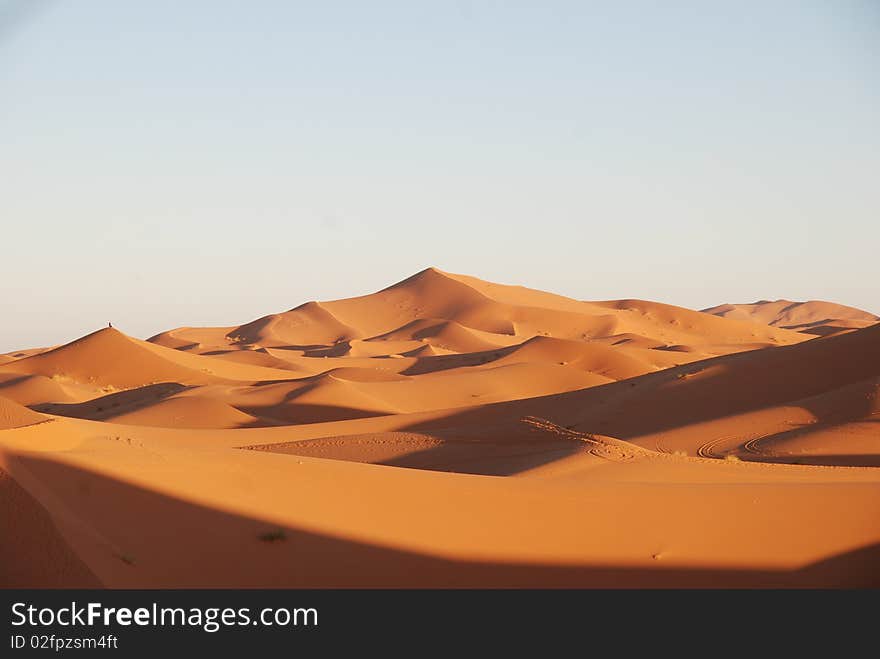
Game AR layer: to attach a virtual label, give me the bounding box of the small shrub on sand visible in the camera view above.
[259,530,287,543]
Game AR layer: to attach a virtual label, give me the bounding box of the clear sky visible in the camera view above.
[1,1,878,351]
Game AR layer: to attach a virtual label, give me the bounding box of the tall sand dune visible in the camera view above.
[157,268,806,356]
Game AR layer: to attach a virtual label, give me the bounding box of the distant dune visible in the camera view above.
[703,299,879,337]
[1,268,878,587]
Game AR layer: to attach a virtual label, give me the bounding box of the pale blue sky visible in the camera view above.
[1,1,878,351]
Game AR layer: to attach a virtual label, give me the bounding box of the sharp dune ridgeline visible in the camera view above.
[1,268,879,588]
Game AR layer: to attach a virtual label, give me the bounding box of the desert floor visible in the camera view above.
[1,268,878,587]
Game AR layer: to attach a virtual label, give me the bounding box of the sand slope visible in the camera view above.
[0,395,48,430]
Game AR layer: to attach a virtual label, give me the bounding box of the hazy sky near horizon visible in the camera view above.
[1,1,878,351]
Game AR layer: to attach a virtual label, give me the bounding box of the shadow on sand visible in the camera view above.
[2,456,878,589]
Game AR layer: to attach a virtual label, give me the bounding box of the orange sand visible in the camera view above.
[1,269,877,587]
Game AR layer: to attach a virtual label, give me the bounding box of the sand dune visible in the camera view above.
[147,326,238,351]
[0,395,47,430]
[703,299,879,336]
[0,373,74,406]
[2,327,217,389]
[2,327,305,393]
[493,336,657,379]
[105,396,265,430]
[252,322,879,470]
[154,268,807,356]
[1,269,877,587]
